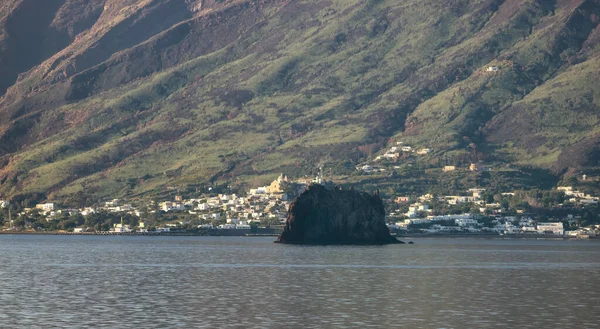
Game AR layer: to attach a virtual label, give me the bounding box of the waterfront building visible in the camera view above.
[537,222,564,235]
[113,223,133,233]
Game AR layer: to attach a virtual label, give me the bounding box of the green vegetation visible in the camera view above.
[0,0,599,204]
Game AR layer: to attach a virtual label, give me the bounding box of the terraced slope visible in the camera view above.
[0,0,598,201]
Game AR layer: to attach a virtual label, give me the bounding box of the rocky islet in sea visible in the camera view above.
[276,184,402,245]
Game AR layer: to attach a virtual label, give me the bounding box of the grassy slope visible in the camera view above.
[486,55,600,168]
[0,0,599,202]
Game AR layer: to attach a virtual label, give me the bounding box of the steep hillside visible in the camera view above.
[0,0,599,202]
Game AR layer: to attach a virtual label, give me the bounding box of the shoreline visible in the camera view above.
[0,231,207,236]
[396,233,599,240]
[0,228,282,237]
[1,231,597,240]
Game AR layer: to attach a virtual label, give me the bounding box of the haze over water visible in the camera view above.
[1,236,599,328]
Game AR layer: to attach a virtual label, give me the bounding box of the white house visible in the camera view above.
[486,66,499,72]
[359,165,374,172]
[557,186,573,192]
[160,201,185,212]
[249,187,267,195]
[36,203,55,212]
[405,203,430,218]
[445,196,471,205]
[0,200,8,208]
[113,223,133,233]
[537,222,564,235]
[455,217,478,227]
[81,207,96,216]
[443,166,456,172]
[196,203,209,210]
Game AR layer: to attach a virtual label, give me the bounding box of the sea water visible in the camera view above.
[0,235,598,328]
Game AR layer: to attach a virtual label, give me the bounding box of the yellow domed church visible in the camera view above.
[266,173,289,194]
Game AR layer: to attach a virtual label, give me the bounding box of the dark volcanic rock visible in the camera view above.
[276,184,402,245]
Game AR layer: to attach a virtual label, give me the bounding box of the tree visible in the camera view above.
[493,194,503,203]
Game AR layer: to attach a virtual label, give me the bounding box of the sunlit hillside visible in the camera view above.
[0,0,599,203]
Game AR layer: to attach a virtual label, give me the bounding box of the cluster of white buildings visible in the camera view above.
[5,173,301,231]
[152,194,287,230]
[154,174,301,230]
[395,189,503,218]
[187,192,290,229]
[403,203,432,218]
[389,213,570,235]
[387,185,600,236]
[72,221,148,234]
[15,199,141,221]
[393,142,432,156]
[558,186,599,205]
[390,213,476,229]
[358,142,431,172]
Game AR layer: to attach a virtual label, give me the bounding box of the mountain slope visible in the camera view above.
[0,0,599,202]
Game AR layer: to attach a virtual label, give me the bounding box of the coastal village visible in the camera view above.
[0,173,318,235]
[1,170,599,238]
[387,185,599,237]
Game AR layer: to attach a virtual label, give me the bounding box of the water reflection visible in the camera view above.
[0,236,599,328]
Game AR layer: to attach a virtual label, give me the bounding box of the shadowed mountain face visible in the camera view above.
[0,0,599,201]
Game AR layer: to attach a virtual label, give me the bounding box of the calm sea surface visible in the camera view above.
[0,235,599,328]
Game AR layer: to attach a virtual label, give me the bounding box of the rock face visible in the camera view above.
[276,184,401,245]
